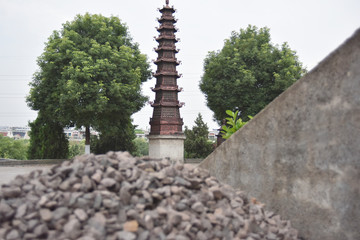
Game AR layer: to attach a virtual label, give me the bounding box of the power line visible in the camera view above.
[0,74,32,75]
[0,56,37,58]
[0,79,31,82]
[0,97,26,99]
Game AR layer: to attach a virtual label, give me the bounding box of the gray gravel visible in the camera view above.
[0,152,300,239]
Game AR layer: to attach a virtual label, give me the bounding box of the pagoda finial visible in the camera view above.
[166,0,169,5]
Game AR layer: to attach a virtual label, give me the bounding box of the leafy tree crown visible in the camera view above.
[200,25,306,123]
[27,13,151,129]
[184,113,213,158]
[26,13,151,157]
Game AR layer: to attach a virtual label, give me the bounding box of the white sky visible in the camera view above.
[0,0,359,130]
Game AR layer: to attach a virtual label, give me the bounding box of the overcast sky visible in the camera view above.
[0,0,359,130]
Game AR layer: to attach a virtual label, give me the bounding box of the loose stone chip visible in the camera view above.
[0,152,300,239]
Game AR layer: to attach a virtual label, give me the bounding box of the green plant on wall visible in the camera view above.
[221,110,252,139]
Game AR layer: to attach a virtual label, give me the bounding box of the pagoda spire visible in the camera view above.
[148,1,185,163]
[149,2,184,135]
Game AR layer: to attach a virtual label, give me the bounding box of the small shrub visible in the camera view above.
[68,140,85,159]
[132,138,149,157]
[0,136,29,160]
[221,110,252,139]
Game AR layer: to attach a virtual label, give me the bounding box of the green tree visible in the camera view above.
[27,13,151,153]
[184,113,213,158]
[27,116,69,159]
[0,136,29,160]
[132,138,149,157]
[91,119,136,154]
[200,25,306,123]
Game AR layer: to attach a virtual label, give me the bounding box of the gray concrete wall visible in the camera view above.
[199,29,360,240]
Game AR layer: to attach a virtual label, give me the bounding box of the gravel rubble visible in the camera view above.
[0,152,300,239]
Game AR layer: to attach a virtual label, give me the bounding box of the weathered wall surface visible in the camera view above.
[148,135,185,163]
[199,29,360,240]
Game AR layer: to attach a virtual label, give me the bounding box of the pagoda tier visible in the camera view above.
[149,0,184,135]
[154,47,179,53]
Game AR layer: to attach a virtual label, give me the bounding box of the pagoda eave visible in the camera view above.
[156,26,177,32]
[150,101,184,107]
[151,86,181,92]
[155,36,178,42]
[154,58,180,65]
[154,47,179,53]
[153,72,180,77]
[157,17,177,23]
[149,118,184,126]
[160,7,176,13]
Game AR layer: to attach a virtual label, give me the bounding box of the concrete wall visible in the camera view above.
[199,29,360,240]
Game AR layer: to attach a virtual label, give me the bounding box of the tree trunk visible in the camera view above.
[85,126,90,154]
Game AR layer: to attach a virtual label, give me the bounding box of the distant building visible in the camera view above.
[0,132,7,137]
[64,127,98,141]
[0,127,30,140]
[12,132,26,139]
[135,129,149,139]
[208,129,219,142]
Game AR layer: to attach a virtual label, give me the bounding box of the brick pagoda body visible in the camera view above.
[148,0,185,163]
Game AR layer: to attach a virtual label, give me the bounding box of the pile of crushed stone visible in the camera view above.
[0,152,300,240]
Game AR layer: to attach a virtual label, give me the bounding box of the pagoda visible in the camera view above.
[148,0,185,162]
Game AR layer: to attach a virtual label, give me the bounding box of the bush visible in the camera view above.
[0,136,29,160]
[132,138,149,157]
[27,116,69,159]
[68,140,85,159]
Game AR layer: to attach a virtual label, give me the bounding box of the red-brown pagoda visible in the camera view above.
[148,0,185,162]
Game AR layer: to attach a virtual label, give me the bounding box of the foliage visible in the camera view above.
[27,116,69,159]
[200,25,307,123]
[27,13,151,152]
[91,120,136,154]
[184,113,213,158]
[0,136,29,160]
[132,138,149,157]
[221,110,252,139]
[68,140,85,159]
[135,129,144,134]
